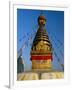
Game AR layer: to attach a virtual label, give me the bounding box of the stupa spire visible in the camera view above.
[30,14,53,71]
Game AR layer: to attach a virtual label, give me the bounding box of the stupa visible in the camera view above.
[30,15,53,71]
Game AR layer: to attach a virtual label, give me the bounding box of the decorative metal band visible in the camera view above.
[31,51,52,55]
[31,55,52,60]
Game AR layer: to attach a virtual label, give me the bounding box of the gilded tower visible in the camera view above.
[30,15,53,71]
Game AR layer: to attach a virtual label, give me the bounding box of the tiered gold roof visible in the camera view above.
[31,15,52,54]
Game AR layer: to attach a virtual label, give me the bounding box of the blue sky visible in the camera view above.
[17,9,64,71]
